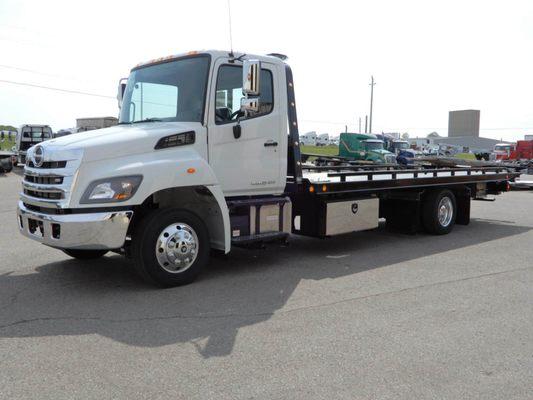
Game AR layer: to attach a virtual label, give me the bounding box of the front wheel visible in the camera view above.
[422,189,457,235]
[63,249,108,259]
[131,208,210,287]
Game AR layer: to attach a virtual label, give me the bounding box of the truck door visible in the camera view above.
[207,59,286,197]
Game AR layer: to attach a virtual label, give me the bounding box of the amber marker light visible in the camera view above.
[187,168,196,174]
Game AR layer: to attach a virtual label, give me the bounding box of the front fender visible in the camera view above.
[71,148,231,252]
[71,148,220,208]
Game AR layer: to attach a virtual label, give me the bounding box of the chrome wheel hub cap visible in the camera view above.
[155,223,198,273]
[438,197,453,227]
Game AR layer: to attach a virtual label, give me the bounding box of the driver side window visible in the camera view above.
[215,65,273,124]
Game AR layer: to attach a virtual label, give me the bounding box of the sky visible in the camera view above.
[0,0,532,142]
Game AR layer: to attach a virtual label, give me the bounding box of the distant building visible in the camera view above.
[76,117,118,132]
[408,137,434,150]
[448,110,480,137]
[436,110,500,152]
[433,136,501,153]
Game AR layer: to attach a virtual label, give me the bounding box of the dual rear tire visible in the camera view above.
[422,189,457,235]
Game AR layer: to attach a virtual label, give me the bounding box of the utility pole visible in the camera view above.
[365,115,368,133]
[358,117,362,133]
[369,75,376,133]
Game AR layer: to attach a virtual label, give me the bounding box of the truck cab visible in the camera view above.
[16,124,53,165]
[493,143,515,161]
[338,132,396,163]
[391,140,410,154]
[18,51,290,285]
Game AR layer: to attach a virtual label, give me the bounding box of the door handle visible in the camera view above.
[264,140,278,147]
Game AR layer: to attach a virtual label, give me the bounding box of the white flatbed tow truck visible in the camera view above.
[17,50,518,286]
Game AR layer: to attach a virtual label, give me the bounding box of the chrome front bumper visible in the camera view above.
[17,201,133,250]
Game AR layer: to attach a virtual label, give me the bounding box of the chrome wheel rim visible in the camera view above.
[438,197,453,227]
[155,223,199,273]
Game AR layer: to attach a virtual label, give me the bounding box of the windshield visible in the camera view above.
[494,145,511,151]
[119,55,210,124]
[365,141,384,151]
[394,141,409,150]
[22,127,52,140]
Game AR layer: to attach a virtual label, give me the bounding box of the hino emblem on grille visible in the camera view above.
[34,146,44,167]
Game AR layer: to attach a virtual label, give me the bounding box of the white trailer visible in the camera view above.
[316,133,330,146]
[299,131,317,146]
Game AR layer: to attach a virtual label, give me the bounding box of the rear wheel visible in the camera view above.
[63,249,108,259]
[131,208,210,287]
[422,189,456,235]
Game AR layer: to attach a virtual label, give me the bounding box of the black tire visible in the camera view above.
[131,208,210,287]
[422,189,457,235]
[0,158,12,173]
[63,249,108,259]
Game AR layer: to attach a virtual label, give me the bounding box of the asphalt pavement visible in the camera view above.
[0,169,532,399]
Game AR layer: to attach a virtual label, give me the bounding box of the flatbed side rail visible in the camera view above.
[297,169,518,195]
[326,167,510,182]
[302,163,400,171]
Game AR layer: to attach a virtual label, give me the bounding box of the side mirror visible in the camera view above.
[242,60,261,96]
[117,78,127,109]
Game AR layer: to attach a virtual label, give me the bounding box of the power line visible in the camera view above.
[0,63,89,82]
[0,79,114,99]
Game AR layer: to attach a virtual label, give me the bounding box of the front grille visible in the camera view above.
[23,189,63,200]
[23,203,70,215]
[21,150,81,208]
[24,175,63,184]
[26,160,67,169]
[386,155,396,163]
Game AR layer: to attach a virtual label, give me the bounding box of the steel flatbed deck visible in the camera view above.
[286,164,518,195]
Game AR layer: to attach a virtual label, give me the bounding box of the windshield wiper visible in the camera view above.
[132,118,163,124]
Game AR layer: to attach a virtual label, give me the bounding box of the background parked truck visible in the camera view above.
[16,124,53,165]
[338,132,397,163]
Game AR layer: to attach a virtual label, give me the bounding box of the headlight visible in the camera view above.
[81,175,142,204]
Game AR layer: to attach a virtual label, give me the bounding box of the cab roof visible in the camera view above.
[134,50,288,70]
